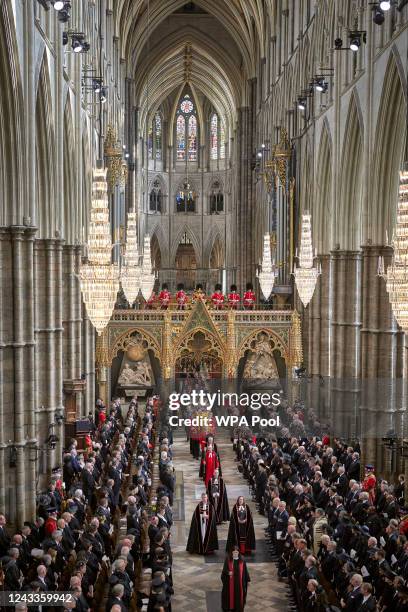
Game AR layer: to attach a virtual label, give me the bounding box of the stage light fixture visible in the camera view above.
[334,38,343,50]
[373,6,385,24]
[349,31,366,52]
[380,0,391,9]
[72,36,83,53]
[315,78,328,93]
[298,97,307,111]
[62,31,68,45]
[93,78,102,93]
[53,0,65,10]
[99,87,107,103]
[57,1,71,22]
[350,37,360,51]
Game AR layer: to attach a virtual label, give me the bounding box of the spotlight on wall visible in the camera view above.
[349,31,366,52]
[373,6,385,23]
[99,87,108,103]
[297,97,307,111]
[72,35,84,53]
[57,1,71,22]
[314,78,328,93]
[93,78,102,93]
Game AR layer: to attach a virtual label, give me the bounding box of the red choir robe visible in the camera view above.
[228,292,240,309]
[159,289,171,309]
[243,290,255,309]
[203,449,219,487]
[221,556,250,611]
[211,291,225,309]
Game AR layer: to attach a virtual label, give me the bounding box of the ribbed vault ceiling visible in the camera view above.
[116,0,275,130]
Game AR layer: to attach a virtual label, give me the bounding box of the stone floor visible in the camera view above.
[170,431,291,611]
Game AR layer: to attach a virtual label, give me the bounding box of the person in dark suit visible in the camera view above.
[0,514,10,557]
[105,584,128,612]
[340,573,364,611]
[356,582,376,611]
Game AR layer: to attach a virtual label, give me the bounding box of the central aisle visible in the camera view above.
[170,431,291,612]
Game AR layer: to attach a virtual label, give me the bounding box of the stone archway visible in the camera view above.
[174,327,225,379]
[236,328,289,379]
[109,328,162,365]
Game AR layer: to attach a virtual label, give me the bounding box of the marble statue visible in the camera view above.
[118,361,152,386]
[243,335,279,380]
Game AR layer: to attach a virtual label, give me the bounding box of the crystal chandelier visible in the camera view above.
[121,210,141,304]
[293,212,321,307]
[79,168,119,334]
[140,234,155,301]
[378,165,408,331]
[257,233,278,299]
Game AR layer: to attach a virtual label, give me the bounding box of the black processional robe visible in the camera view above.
[221,557,250,611]
[226,504,256,554]
[186,501,218,554]
[208,476,230,523]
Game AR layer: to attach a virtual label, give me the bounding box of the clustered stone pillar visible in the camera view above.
[304,244,408,483]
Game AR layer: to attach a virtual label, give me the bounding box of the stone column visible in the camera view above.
[360,245,405,477]
[62,245,83,414]
[330,250,362,439]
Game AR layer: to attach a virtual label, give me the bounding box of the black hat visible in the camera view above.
[230,284,237,291]
[161,283,168,290]
[215,283,222,291]
[177,283,184,290]
[196,283,203,290]
[246,282,253,290]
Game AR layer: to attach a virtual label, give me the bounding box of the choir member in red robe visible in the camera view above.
[176,283,188,310]
[221,547,250,611]
[202,443,219,487]
[186,493,218,555]
[226,497,256,555]
[211,283,224,309]
[243,283,256,309]
[158,284,171,309]
[228,284,240,309]
[200,435,222,478]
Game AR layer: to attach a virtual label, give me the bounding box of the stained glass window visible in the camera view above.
[181,98,194,113]
[148,124,153,159]
[220,121,226,159]
[177,115,186,161]
[188,115,197,161]
[154,114,162,160]
[210,113,218,160]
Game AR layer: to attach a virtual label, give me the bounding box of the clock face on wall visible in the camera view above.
[181,98,194,114]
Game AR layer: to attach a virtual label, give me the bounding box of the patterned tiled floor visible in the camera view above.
[170,432,291,611]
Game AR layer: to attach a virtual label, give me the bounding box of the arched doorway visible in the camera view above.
[175,330,223,379]
[175,232,197,289]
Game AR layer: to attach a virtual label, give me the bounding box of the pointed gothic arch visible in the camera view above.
[338,91,364,250]
[35,53,55,239]
[63,97,75,244]
[371,49,407,244]
[315,120,333,254]
[0,0,24,226]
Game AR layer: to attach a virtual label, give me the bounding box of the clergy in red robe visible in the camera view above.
[226,497,256,555]
[221,547,250,611]
[146,292,157,309]
[202,443,219,487]
[186,493,218,555]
